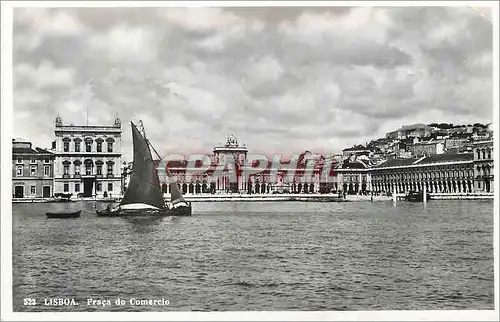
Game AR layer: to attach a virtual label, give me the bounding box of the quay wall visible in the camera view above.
[11,192,494,204]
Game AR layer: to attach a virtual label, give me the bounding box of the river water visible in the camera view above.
[12,200,494,311]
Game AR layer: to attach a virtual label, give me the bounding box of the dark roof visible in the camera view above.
[375,158,418,168]
[415,153,473,165]
[339,162,367,169]
[12,147,38,154]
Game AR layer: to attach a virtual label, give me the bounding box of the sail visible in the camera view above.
[120,121,165,209]
[166,168,187,205]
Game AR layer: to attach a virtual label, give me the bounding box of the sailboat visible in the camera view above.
[96,121,192,217]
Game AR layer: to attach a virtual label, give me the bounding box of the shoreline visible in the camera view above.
[11,192,494,204]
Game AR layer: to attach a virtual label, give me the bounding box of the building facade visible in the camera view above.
[473,140,494,193]
[371,154,475,194]
[12,139,55,198]
[53,117,122,198]
[158,135,329,195]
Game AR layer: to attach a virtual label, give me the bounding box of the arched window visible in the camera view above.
[482,149,486,159]
[477,149,481,159]
[487,148,491,159]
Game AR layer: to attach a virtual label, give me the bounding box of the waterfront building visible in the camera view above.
[410,140,445,156]
[334,159,371,194]
[159,135,327,195]
[371,153,475,194]
[473,140,494,193]
[53,116,122,198]
[12,139,55,198]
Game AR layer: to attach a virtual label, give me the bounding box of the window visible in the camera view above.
[30,185,36,195]
[108,183,113,192]
[63,165,69,175]
[107,164,113,175]
[107,142,113,152]
[75,142,80,152]
[96,182,102,192]
[86,142,92,152]
[488,149,491,159]
[97,142,102,153]
[86,165,92,175]
[96,165,103,175]
[16,165,23,176]
[30,159,36,164]
[75,183,80,192]
[64,183,69,192]
[44,165,50,176]
[44,158,50,164]
[16,158,23,164]
[63,142,69,152]
[30,165,37,176]
[74,165,81,175]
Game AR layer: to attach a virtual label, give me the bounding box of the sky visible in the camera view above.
[12,5,494,162]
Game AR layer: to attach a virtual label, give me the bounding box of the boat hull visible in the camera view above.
[405,192,431,202]
[46,210,81,219]
[96,206,192,217]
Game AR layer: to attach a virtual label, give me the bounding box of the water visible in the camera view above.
[12,200,494,311]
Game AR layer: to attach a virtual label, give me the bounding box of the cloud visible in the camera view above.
[11,6,494,162]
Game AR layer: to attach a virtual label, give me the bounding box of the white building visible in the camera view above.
[53,116,122,198]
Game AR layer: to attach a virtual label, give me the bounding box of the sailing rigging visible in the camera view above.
[96,121,191,217]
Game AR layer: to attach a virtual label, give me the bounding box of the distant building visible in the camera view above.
[386,124,432,140]
[53,116,122,198]
[161,135,328,194]
[445,137,470,151]
[12,139,55,198]
[342,145,370,159]
[473,140,494,193]
[411,140,445,156]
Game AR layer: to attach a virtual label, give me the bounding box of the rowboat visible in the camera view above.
[46,210,81,219]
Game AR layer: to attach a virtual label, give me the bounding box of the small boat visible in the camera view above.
[96,121,192,217]
[46,210,81,219]
[405,191,431,202]
[53,193,73,202]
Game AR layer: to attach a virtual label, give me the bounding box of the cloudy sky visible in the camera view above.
[12,5,493,161]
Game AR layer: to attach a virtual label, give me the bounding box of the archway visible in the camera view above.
[255,182,260,194]
[292,183,296,193]
[309,184,314,193]
[343,183,348,192]
[162,183,168,194]
[297,183,302,193]
[202,182,208,193]
[303,183,308,194]
[485,179,491,193]
[195,183,201,194]
[188,183,194,194]
[248,182,253,194]
[182,183,188,194]
[210,182,216,194]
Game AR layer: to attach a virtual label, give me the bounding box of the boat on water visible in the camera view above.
[405,190,431,202]
[53,193,73,202]
[46,210,81,219]
[96,121,192,217]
